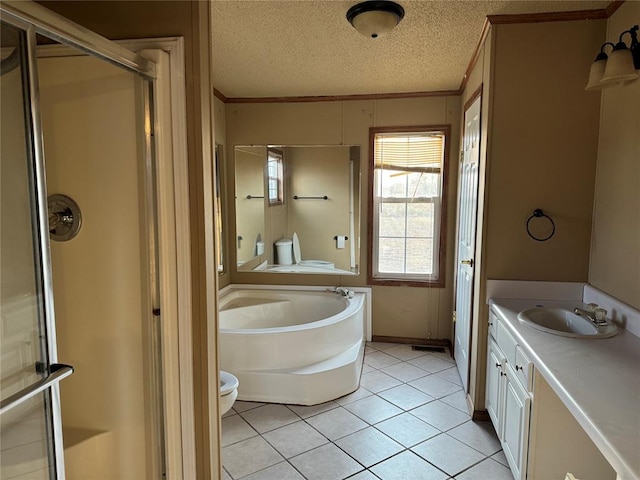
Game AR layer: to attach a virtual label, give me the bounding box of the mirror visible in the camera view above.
[215,144,226,274]
[234,145,360,275]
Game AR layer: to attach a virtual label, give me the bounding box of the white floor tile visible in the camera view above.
[362,363,376,374]
[435,366,463,386]
[454,457,513,480]
[366,342,398,351]
[409,374,462,399]
[336,387,373,406]
[374,412,440,447]
[491,450,509,468]
[343,395,403,424]
[335,427,403,467]
[360,371,403,393]
[383,344,428,361]
[241,461,305,480]
[412,433,485,476]
[408,355,456,373]
[447,420,502,456]
[425,350,455,364]
[289,443,364,480]
[287,400,339,419]
[222,436,283,479]
[377,384,434,411]
[222,414,258,447]
[233,401,266,413]
[410,400,471,431]
[305,406,368,441]
[440,390,470,414]
[364,350,403,369]
[262,421,328,458]
[348,471,380,480]
[240,404,300,434]
[380,362,430,383]
[370,450,449,480]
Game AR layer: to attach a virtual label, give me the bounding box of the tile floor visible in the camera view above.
[221,342,514,480]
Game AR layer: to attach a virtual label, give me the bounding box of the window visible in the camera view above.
[267,148,284,206]
[369,126,449,286]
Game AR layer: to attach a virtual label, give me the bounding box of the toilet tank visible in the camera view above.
[275,239,293,265]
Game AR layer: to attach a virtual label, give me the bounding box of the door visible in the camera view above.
[1,19,73,479]
[454,93,481,391]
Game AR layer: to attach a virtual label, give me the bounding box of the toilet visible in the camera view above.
[219,370,239,415]
[292,232,335,269]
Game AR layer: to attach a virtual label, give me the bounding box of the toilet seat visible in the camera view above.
[220,370,239,396]
[292,232,335,268]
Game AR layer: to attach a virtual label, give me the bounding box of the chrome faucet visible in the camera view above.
[574,303,608,326]
[332,287,354,299]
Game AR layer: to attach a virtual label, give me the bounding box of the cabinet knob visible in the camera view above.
[495,362,502,368]
[515,365,523,371]
[488,321,493,326]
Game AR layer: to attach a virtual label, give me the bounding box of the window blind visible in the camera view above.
[374,132,445,170]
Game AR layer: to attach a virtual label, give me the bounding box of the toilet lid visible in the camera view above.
[220,370,239,395]
[292,232,302,264]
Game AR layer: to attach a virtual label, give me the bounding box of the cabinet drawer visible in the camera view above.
[496,317,517,367]
[514,345,533,392]
[488,310,498,340]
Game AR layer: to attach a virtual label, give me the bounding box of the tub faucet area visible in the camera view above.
[332,287,354,298]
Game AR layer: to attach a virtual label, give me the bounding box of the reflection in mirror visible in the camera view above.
[214,144,226,274]
[234,145,360,275]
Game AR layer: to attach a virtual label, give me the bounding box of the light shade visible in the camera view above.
[585,52,617,91]
[600,43,640,85]
[347,1,405,39]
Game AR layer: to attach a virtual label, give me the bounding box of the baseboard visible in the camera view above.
[370,336,453,357]
[472,410,491,422]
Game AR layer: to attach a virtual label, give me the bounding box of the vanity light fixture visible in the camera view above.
[586,25,639,90]
[346,0,405,39]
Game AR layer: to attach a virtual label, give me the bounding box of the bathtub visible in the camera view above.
[218,286,368,405]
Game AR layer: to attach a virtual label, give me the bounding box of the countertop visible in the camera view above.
[489,298,640,480]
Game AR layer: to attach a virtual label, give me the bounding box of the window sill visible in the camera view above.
[370,277,445,288]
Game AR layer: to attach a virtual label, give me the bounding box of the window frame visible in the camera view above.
[367,125,450,287]
[266,147,284,206]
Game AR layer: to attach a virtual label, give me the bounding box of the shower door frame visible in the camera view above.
[0,2,195,479]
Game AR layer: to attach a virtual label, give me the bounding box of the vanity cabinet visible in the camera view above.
[486,310,533,480]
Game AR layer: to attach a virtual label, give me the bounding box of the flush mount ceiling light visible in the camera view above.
[346,0,405,39]
[586,25,639,90]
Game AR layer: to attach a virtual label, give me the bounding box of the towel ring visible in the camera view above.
[526,209,555,242]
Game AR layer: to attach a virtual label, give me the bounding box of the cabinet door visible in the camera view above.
[486,338,505,436]
[502,365,531,480]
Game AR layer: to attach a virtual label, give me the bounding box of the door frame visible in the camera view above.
[1,2,195,478]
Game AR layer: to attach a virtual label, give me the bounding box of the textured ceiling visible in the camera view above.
[212,0,609,98]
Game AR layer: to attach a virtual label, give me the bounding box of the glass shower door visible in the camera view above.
[0,19,72,480]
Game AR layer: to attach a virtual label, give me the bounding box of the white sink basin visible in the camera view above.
[517,307,618,338]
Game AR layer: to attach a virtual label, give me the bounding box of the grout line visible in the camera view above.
[224,343,506,480]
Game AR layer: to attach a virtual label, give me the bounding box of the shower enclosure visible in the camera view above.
[0,3,193,478]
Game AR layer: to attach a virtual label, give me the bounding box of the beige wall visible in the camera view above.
[287,146,352,270]
[234,147,266,264]
[589,1,640,310]
[486,20,603,282]
[225,97,461,339]
[39,55,149,479]
[35,2,217,478]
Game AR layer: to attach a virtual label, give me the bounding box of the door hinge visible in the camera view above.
[453,311,457,324]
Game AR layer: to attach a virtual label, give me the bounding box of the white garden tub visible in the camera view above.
[218,286,366,405]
